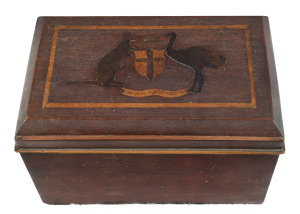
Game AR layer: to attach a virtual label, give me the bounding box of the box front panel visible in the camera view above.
[21,153,278,204]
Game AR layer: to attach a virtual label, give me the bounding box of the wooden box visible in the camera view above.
[15,16,284,204]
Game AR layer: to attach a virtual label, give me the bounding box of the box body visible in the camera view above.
[21,153,279,204]
[15,16,284,204]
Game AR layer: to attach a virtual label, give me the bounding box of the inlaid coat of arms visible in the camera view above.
[65,31,227,97]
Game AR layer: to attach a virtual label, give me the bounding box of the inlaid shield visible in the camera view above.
[134,49,165,79]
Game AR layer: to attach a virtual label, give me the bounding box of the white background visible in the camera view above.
[1,0,299,213]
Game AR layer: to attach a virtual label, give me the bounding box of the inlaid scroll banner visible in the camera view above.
[122,88,189,98]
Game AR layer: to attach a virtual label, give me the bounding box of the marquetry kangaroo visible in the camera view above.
[97,32,135,87]
[65,32,134,87]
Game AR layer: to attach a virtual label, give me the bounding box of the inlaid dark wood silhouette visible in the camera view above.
[165,32,227,93]
[65,32,134,87]
[97,32,135,87]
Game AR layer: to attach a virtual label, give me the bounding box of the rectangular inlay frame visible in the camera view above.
[42,25,256,108]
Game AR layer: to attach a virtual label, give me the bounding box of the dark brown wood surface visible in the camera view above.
[21,153,279,204]
[15,17,284,204]
[15,16,284,153]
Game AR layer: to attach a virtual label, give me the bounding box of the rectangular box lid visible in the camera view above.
[15,16,284,155]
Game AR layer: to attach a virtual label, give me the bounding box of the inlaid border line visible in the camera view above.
[42,26,59,108]
[245,28,257,106]
[56,25,249,30]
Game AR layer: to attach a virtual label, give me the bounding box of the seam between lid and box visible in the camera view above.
[15,147,285,155]
[15,134,285,155]
[15,135,284,141]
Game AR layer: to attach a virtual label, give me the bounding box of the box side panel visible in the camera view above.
[21,153,278,204]
[15,17,45,134]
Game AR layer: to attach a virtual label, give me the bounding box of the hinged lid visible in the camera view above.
[15,16,284,154]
